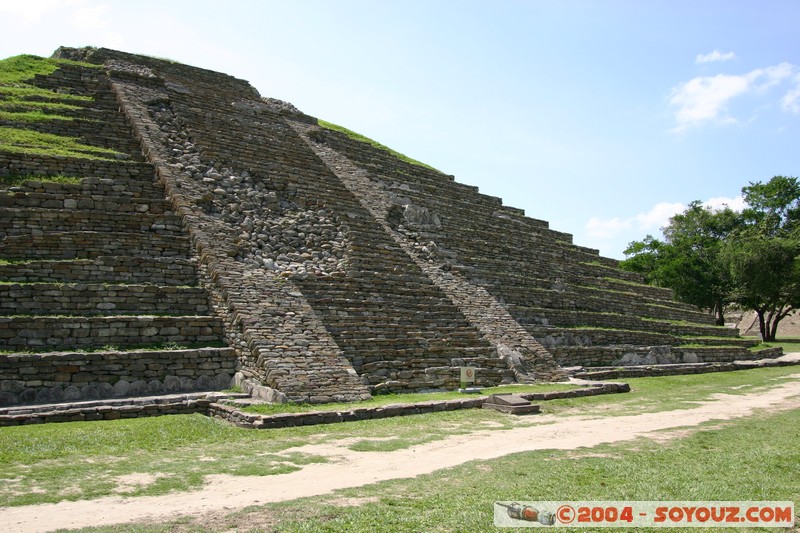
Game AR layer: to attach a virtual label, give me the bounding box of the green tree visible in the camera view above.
[621,201,739,325]
[623,176,800,340]
[723,176,800,341]
[722,235,800,341]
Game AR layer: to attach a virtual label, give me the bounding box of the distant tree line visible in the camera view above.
[621,175,800,342]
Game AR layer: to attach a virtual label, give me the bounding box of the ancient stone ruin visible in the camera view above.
[0,47,769,408]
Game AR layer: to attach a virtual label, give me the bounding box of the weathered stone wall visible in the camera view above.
[0,348,234,406]
[0,316,223,349]
[0,231,190,259]
[552,345,773,367]
[0,207,183,237]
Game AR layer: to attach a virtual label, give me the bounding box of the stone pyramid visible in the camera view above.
[0,47,760,406]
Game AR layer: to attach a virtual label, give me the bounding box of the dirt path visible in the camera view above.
[3,374,800,533]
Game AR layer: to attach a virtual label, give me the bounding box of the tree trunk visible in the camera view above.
[763,309,779,342]
[714,299,725,326]
[769,317,780,342]
[756,309,769,341]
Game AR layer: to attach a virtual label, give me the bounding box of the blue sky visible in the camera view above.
[2,1,799,258]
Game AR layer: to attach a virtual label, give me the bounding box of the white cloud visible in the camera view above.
[586,202,683,240]
[585,197,745,241]
[781,74,800,114]
[668,62,796,132]
[696,50,736,64]
[633,201,686,230]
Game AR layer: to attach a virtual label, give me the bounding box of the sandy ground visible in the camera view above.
[2,372,800,533]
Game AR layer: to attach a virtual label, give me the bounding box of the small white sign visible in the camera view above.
[460,366,475,383]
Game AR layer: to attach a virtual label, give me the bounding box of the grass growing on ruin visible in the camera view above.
[0,110,74,123]
[1,174,85,187]
[0,127,120,159]
[0,54,99,86]
[317,119,440,172]
[0,84,92,102]
[753,337,800,354]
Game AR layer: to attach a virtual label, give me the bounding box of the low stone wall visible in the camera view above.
[0,316,223,349]
[574,353,796,380]
[520,308,740,338]
[0,393,223,426]
[210,382,630,429]
[0,347,236,406]
[6,176,165,199]
[0,191,171,214]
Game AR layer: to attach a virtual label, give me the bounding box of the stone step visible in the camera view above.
[527,326,676,348]
[0,190,173,214]
[0,118,145,161]
[0,315,224,350]
[0,231,190,260]
[0,257,198,285]
[0,207,184,237]
[0,151,154,184]
[0,283,211,316]
[2,175,167,200]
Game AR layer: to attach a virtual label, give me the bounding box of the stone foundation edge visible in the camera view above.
[0,383,630,427]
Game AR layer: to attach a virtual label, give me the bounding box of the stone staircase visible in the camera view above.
[304,121,765,368]
[0,59,235,406]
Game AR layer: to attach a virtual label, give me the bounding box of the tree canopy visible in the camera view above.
[621,175,800,341]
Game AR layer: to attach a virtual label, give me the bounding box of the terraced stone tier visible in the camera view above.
[0,283,211,316]
[0,316,224,349]
[0,257,198,285]
[0,207,183,237]
[0,53,239,409]
[0,231,190,259]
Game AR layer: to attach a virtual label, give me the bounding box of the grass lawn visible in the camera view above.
[40,364,800,532]
[1,366,797,519]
